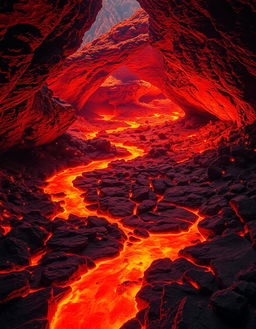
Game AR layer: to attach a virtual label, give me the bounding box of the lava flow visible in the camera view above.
[44,118,205,329]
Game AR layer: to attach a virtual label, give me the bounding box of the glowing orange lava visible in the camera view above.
[69,109,183,142]
[49,218,203,329]
[44,128,205,329]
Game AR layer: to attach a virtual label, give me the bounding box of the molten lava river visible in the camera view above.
[44,115,205,329]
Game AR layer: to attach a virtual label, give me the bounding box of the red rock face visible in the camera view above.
[49,10,149,113]
[138,0,256,125]
[0,85,76,152]
[0,0,102,151]
[50,11,190,118]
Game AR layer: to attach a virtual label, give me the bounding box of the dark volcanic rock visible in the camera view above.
[210,288,247,322]
[180,233,256,286]
[136,257,206,327]
[137,200,156,214]
[246,221,256,246]
[198,216,226,238]
[232,280,256,302]
[133,228,150,238]
[163,185,212,209]
[41,254,87,286]
[160,283,199,326]
[151,178,169,194]
[207,166,223,181]
[144,257,204,284]
[120,318,141,329]
[48,215,126,261]
[47,216,126,260]
[47,229,89,253]
[169,296,232,329]
[238,265,256,283]
[180,233,251,266]
[0,237,31,270]
[7,223,48,253]
[73,176,98,190]
[0,287,70,329]
[15,320,49,329]
[157,207,198,223]
[100,187,129,198]
[80,224,125,260]
[199,196,228,216]
[131,186,155,202]
[99,197,135,217]
[183,269,217,294]
[122,207,197,233]
[144,258,173,283]
[230,195,256,222]
[0,271,30,303]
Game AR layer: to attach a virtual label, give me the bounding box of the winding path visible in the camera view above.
[44,121,204,329]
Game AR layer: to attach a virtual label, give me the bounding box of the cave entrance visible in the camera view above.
[70,0,185,136]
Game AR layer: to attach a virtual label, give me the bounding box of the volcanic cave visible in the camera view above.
[0,1,256,329]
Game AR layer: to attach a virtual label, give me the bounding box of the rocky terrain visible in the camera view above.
[0,1,256,329]
[50,1,256,124]
[82,0,140,43]
[49,10,149,113]
[1,115,256,329]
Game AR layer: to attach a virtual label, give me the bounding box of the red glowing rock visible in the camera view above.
[49,10,149,112]
[0,0,102,151]
[138,0,256,124]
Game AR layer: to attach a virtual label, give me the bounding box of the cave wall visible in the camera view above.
[2,0,255,153]
[0,0,102,152]
[138,0,256,125]
[49,10,149,113]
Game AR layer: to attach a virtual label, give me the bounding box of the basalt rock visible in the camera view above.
[0,287,70,329]
[210,288,248,322]
[122,206,198,234]
[0,237,31,270]
[180,233,256,286]
[230,195,256,222]
[40,254,87,286]
[0,270,30,303]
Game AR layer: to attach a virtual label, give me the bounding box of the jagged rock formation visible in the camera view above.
[2,0,254,152]
[138,0,256,125]
[0,0,102,152]
[49,10,149,113]
[83,0,140,43]
[51,2,256,124]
